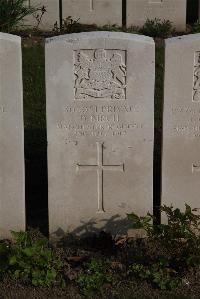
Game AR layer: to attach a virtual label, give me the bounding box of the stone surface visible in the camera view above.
[162,34,200,214]
[24,0,59,30]
[0,33,25,239]
[62,0,122,26]
[127,0,187,31]
[46,32,154,240]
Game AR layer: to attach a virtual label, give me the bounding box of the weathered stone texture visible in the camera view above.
[46,32,154,240]
[0,33,25,238]
[62,0,122,26]
[127,0,187,31]
[162,34,200,213]
[24,0,59,30]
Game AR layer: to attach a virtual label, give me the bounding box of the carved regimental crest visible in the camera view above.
[74,49,126,100]
[193,51,200,102]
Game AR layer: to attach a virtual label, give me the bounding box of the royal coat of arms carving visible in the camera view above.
[74,49,126,100]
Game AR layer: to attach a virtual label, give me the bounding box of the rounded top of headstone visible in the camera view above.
[165,33,200,45]
[0,32,20,43]
[46,31,154,45]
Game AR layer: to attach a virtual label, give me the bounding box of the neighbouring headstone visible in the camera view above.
[127,0,187,31]
[162,34,200,214]
[0,33,25,238]
[24,0,59,30]
[46,32,154,240]
[62,0,122,26]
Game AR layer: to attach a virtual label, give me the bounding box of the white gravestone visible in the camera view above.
[46,32,154,240]
[127,0,187,31]
[62,0,122,26]
[0,33,25,239]
[162,34,200,213]
[24,0,59,30]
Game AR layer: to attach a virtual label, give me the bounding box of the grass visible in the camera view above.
[23,43,46,130]
[155,44,164,129]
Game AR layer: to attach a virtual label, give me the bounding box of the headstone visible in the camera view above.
[127,0,187,31]
[162,34,200,213]
[46,32,154,240]
[62,0,122,26]
[0,33,25,239]
[24,0,59,30]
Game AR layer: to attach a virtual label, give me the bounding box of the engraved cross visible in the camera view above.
[76,142,125,213]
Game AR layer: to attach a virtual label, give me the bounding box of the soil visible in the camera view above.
[1,277,200,299]
[0,234,200,299]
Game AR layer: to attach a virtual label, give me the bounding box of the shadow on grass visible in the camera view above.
[25,128,48,235]
[154,43,164,224]
[23,43,49,235]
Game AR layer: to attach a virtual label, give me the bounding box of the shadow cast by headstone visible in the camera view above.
[25,128,48,235]
[51,214,133,249]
